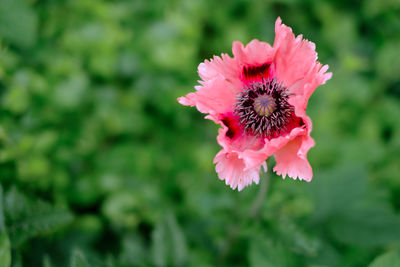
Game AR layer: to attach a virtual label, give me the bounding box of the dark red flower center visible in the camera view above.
[235,79,296,139]
[242,63,271,82]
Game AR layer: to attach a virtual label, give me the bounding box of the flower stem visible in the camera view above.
[218,170,271,263]
[250,169,270,218]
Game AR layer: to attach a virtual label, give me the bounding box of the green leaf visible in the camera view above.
[0,0,37,48]
[52,74,88,109]
[0,185,5,232]
[376,41,400,82]
[277,219,320,257]
[309,167,400,246]
[119,234,147,266]
[70,250,90,267]
[309,166,367,222]
[0,232,11,267]
[329,202,400,246]
[4,187,74,246]
[368,249,400,267]
[248,236,296,267]
[0,185,10,267]
[151,213,187,267]
[11,251,22,267]
[43,255,52,267]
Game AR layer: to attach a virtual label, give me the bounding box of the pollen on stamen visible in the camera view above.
[253,94,276,117]
[234,79,295,139]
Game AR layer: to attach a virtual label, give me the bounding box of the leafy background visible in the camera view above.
[0,0,400,266]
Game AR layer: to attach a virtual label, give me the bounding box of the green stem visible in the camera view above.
[250,169,270,218]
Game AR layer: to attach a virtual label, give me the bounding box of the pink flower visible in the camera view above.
[178,18,332,191]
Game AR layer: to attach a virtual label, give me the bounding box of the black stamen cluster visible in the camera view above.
[235,79,294,139]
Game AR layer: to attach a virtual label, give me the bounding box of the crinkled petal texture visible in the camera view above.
[232,39,273,66]
[214,150,265,191]
[178,17,332,191]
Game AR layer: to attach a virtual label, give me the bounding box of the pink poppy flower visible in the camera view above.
[178,17,332,191]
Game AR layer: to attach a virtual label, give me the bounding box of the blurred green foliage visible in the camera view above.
[0,0,400,266]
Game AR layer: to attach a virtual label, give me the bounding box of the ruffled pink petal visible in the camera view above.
[273,17,331,90]
[238,126,307,171]
[214,149,265,191]
[232,39,274,66]
[177,76,239,116]
[216,125,263,153]
[214,117,268,176]
[198,53,241,83]
[269,95,315,182]
[303,64,332,103]
[214,108,310,174]
[288,64,332,113]
[273,134,314,181]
